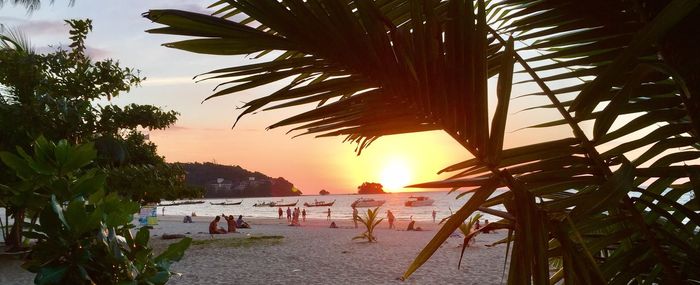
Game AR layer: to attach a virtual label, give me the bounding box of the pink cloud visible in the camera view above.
[34,45,110,60]
[22,20,69,35]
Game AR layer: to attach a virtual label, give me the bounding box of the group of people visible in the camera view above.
[474,219,492,233]
[278,207,307,224]
[209,214,250,235]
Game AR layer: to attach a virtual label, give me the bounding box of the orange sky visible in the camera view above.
[3,1,577,194]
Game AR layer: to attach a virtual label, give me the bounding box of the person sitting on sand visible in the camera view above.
[209,216,227,234]
[222,214,237,233]
[483,219,491,233]
[406,220,422,231]
[183,215,192,223]
[237,215,250,228]
[329,221,338,228]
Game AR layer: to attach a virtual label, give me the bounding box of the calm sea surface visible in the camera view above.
[157,190,508,222]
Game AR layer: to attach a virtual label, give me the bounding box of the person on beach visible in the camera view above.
[352,207,359,228]
[162,207,165,216]
[475,220,481,230]
[327,208,331,221]
[222,214,237,233]
[302,209,306,222]
[407,220,422,231]
[432,210,436,223]
[278,207,283,219]
[209,216,227,234]
[183,215,192,223]
[483,220,491,233]
[290,209,300,226]
[286,207,292,221]
[329,221,338,228]
[237,215,250,228]
[387,210,395,229]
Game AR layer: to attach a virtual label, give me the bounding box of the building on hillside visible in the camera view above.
[233,176,270,191]
[205,178,237,197]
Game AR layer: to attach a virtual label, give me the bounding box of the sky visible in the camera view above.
[0,0,573,194]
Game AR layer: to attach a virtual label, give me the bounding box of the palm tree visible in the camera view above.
[143,1,700,283]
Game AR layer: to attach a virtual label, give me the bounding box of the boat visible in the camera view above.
[404,196,435,207]
[210,201,243,206]
[303,199,336,207]
[159,200,205,207]
[351,198,386,208]
[271,200,298,207]
[158,200,205,206]
[253,201,275,207]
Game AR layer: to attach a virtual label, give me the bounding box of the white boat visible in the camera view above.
[404,196,435,207]
[351,198,386,208]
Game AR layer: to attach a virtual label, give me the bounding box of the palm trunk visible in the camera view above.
[5,208,24,251]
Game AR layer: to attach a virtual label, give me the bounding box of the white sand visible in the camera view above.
[1,215,508,284]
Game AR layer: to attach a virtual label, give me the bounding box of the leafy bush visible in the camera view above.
[457,213,483,247]
[1,137,190,284]
[353,207,383,242]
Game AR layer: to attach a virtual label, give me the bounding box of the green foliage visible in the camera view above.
[146,1,700,283]
[0,19,186,213]
[0,21,186,249]
[457,213,483,241]
[353,207,383,243]
[107,163,201,204]
[2,138,190,284]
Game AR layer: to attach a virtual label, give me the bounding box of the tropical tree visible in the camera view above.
[357,182,385,194]
[0,20,195,249]
[144,1,700,283]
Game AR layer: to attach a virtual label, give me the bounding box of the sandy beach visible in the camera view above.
[1,215,508,284]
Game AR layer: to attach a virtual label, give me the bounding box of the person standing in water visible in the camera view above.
[286,207,292,222]
[301,209,307,222]
[327,208,331,221]
[432,209,437,223]
[278,207,283,219]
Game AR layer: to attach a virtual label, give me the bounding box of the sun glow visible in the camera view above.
[379,159,412,191]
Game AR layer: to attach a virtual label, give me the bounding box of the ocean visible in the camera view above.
[158,190,507,222]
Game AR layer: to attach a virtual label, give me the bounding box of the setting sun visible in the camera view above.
[379,159,412,191]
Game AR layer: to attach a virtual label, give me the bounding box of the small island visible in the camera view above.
[319,189,330,195]
[357,182,386,194]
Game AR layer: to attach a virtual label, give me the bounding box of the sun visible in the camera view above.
[379,159,411,191]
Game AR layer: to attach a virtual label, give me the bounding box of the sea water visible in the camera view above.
[159,189,508,222]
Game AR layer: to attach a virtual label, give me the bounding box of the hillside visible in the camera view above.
[176,162,302,198]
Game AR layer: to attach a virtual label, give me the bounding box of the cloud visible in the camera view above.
[19,20,69,35]
[85,46,109,60]
[141,76,195,87]
[0,18,69,35]
[34,45,110,60]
